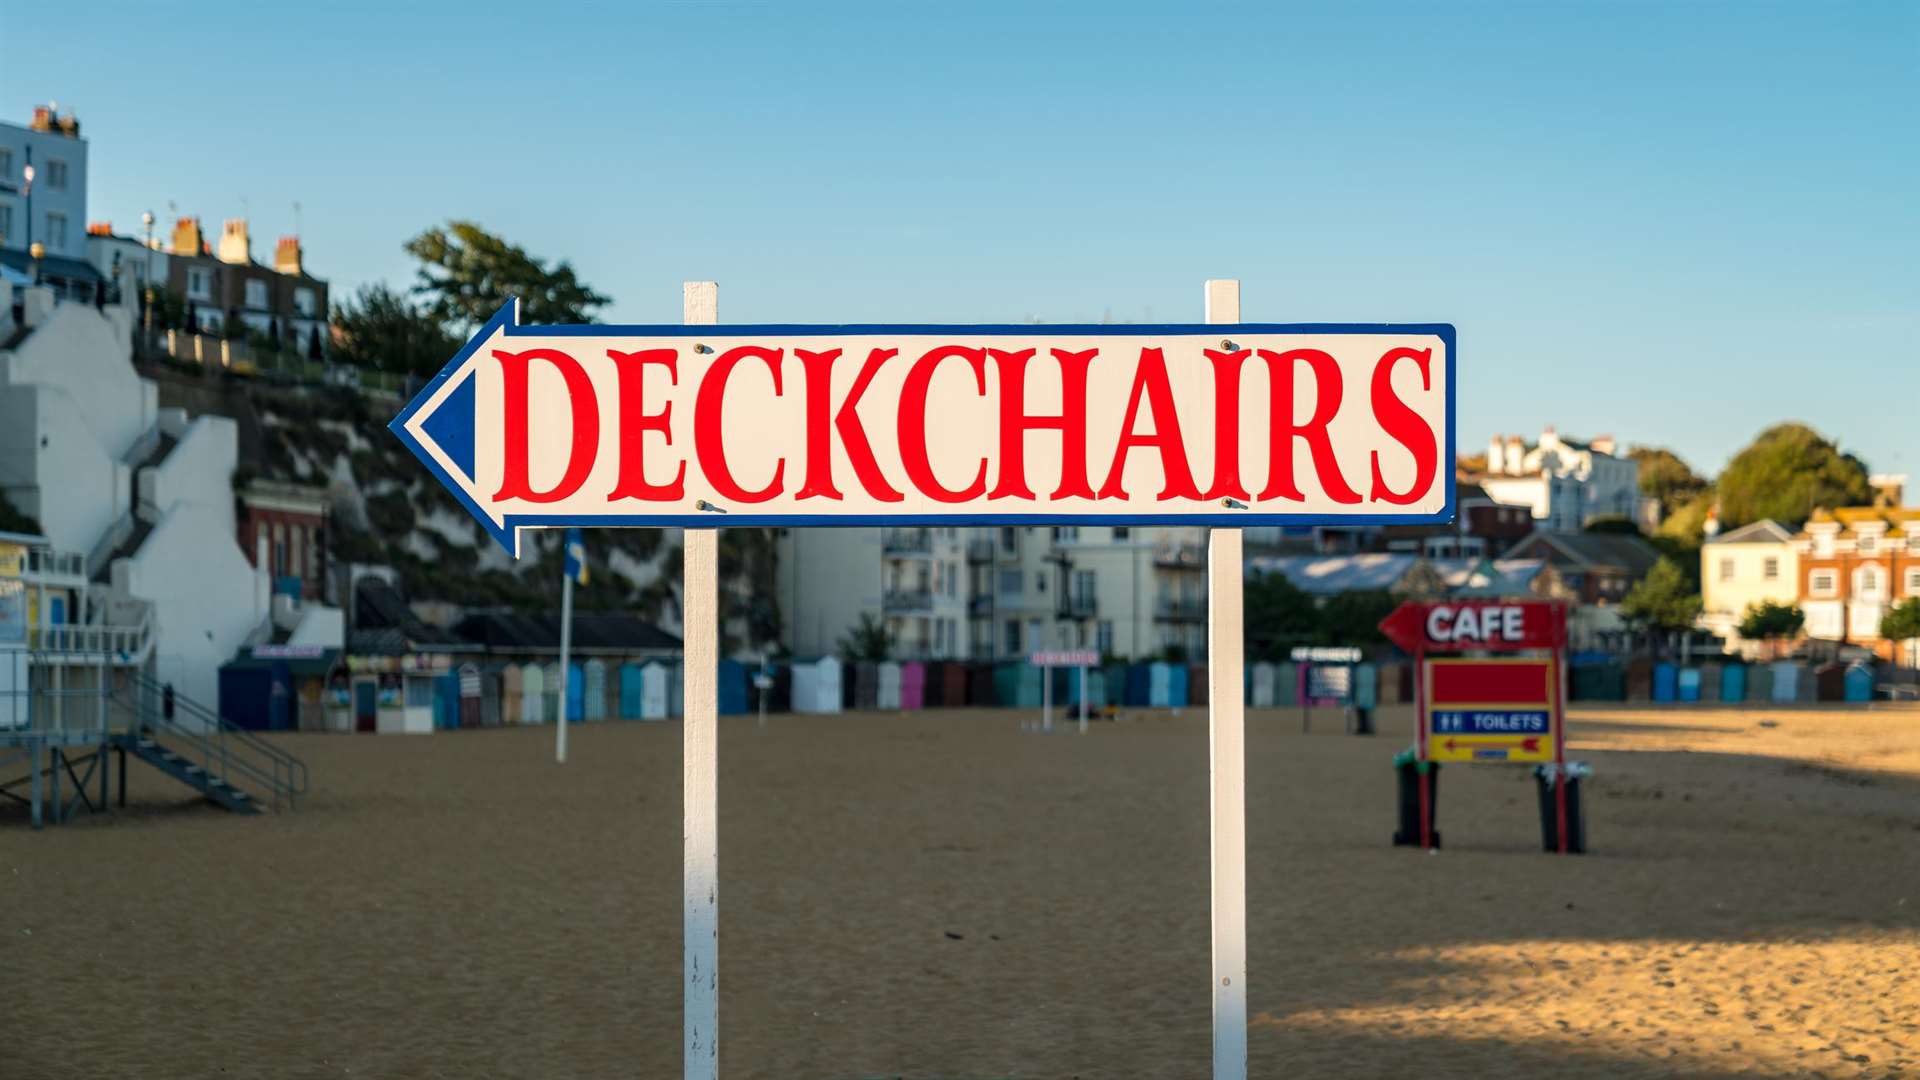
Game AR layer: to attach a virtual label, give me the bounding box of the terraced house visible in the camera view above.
[1792,489,1920,658]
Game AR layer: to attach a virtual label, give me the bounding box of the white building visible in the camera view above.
[1698,519,1799,655]
[1478,428,1643,532]
[0,105,104,303]
[0,270,338,710]
[777,524,1211,662]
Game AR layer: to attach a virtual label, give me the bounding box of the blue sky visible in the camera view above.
[5,1,1914,479]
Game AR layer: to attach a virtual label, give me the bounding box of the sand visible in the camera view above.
[5,703,1919,1078]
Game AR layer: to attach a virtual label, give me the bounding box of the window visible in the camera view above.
[1719,558,1734,582]
[187,268,211,300]
[0,149,11,181]
[1111,527,1130,541]
[1073,569,1095,601]
[1763,557,1779,581]
[244,279,268,310]
[1810,570,1836,596]
[1097,620,1114,655]
[1859,535,1877,555]
[998,568,1021,595]
[0,203,10,242]
[1035,572,1048,593]
[1908,569,1920,596]
[1000,527,1017,554]
[1856,567,1882,599]
[45,159,67,190]
[46,212,66,251]
[1005,620,1022,654]
[1053,526,1079,543]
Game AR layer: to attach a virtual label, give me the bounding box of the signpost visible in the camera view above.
[391,285,1457,1080]
[1029,648,1100,733]
[1378,599,1574,852]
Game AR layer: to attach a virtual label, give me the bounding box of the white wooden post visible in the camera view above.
[556,570,573,764]
[682,280,721,1080]
[1041,660,1053,732]
[1205,278,1248,1080]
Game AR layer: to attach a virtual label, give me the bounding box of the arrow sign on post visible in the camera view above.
[390,301,1458,556]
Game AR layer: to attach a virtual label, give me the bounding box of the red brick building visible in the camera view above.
[238,479,330,602]
[1792,502,1920,659]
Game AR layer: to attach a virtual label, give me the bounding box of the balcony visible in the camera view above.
[883,589,934,613]
[1155,542,1206,569]
[1155,596,1207,622]
[1056,593,1097,619]
[966,538,996,562]
[881,528,933,556]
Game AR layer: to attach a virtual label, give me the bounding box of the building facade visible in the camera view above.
[1791,504,1920,656]
[1502,531,1660,606]
[1476,428,1643,532]
[0,105,103,302]
[238,479,331,603]
[1697,519,1799,655]
[164,217,328,357]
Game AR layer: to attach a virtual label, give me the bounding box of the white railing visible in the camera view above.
[24,546,86,580]
[29,619,153,661]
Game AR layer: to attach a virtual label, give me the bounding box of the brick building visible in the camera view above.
[237,479,330,602]
[164,217,328,358]
[1791,498,1920,658]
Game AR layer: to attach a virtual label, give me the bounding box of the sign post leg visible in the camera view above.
[557,572,573,764]
[682,281,720,1080]
[1205,278,1247,1080]
[1042,663,1052,733]
[1078,665,1088,735]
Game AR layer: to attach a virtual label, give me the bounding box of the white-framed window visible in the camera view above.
[1809,570,1836,597]
[1035,572,1048,594]
[1858,534,1877,555]
[997,569,1021,595]
[187,267,211,300]
[1073,569,1095,602]
[244,279,268,310]
[1907,568,1920,596]
[1004,620,1021,654]
[45,159,67,190]
[1763,557,1779,581]
[1855,566,1883,599]
[1053,526,1079,543]
[46,211,66,251]
[1111,527,1130,541]
[1719,558,1735,582]
[1097,619,1114,655]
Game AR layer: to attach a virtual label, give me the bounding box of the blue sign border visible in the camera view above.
[389,300,1458,556]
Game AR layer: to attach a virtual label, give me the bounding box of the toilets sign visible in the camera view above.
[390,300,1456,556]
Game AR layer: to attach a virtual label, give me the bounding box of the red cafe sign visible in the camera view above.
[1378,600,1567,654]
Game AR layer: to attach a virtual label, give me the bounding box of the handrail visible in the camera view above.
[29,621,152,657]
[114,672,308,810]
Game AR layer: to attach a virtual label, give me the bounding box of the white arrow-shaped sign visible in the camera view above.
[389,300,1456,557]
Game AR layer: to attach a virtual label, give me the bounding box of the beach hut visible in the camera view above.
[540,663,563,724]
[1720,662,1747,703]
[1698,662,1722,704]
[640,661,670,720]
[560,662,583,724]
[1652,663,1677,703]
[929,662,962,708]
[1676,667,1701,703]
[1186,663,1208,706]
[479,665,504,727]
[877,662,903,710]
[1625,657,1654,701]
[1844,662,1875,703]
[792,657,843,714]
[1250,663,1277,708]
[1168,664,1190,708]
[1353,664,1379,712]
[1272,662,1296,706]
[1814,663,1847,702]
[583,660,609,721]
[716,659,749,715]
[618,663,645,719]
[1012,663,1042,708]
[1376,662,1405,706]
[521,663,547,724]
[966,663,995,707]
[502,664,524,725]
[669,661,685,717]
[1770,661,1800,703]
[899,662,926,710]
[1148,662,1172,707]
[1747,660,1774,703]
[458,664,483,728]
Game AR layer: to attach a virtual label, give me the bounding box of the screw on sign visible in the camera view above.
[1378,599,1583,856]
[390,283,1457,1080]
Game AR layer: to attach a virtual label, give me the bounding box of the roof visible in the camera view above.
[1705,519,1794,545]
[453,611,681,654]
[1799,506,1920,535]
[1506,532,1661,576]
[1434,558,1546,596]
[0,248,105,284]
[352,579,471,652]
[1247,553,1417,594]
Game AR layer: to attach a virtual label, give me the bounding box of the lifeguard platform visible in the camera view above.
[0,533,306,828]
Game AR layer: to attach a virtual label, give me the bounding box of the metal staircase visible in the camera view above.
[108,673,308,814]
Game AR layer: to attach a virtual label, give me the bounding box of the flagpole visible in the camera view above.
[558,567,573,764]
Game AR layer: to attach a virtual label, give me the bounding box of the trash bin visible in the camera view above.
[1391,750,1441,849]
[1534,763,1590,854]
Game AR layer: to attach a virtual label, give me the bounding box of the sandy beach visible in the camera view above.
[6,704,1918,1078]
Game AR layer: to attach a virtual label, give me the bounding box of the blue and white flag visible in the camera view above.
[563,528,589,586]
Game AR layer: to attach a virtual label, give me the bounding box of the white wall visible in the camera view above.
[0,300,151,460]
[120,502,261,710]
[143,414,238,535]
[286,604,344,648]
[777,527,881,658]
[0,385,128,553]
[0,122,89,259]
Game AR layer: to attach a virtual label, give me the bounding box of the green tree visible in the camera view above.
[405,221,610,331]
[1737,599,1805,658]
[1245,571,1317,660]
[1621,557,1703,656]
[1716,423,1872,529]
[1313,589,1400,648]
[1583,515,1642,535]
[1881,599,1920,658]
[836,613,891,663]
[1628,445,1707,519]
[1655,489,1716,549]
[330,283,463,377]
